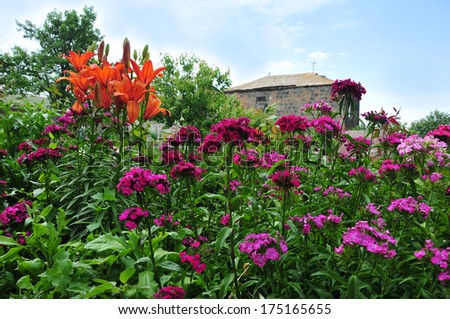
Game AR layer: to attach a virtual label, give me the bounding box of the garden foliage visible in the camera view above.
[0,42,449,299]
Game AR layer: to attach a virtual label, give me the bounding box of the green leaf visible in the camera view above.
[120,268,136,284]
[18,258,45,275]
[137,270,157,297]
[32,188,46,198]
[85,234,126,252]
[0,235,20,246]
[86,279,120,298]
[86,222,101,232]
[158,260,182,272]
[103,188,116,201]
[17,275,35,290]
[0,246,24,262]
[347,274,363,299]
[218,273,234,299]
[215,227,232,255]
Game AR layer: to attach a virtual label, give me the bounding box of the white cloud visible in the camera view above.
[308,51,331,62]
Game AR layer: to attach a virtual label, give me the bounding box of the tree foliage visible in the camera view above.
[0,6,102,104]
[409,110,450,136]
[153,53,239,133]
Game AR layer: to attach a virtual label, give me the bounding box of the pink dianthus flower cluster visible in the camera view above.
[335,219,397,258]
[310,116,342,137]
[239,233,288,267]
[301,100,333,114]
[233,148,260,167]
[414,240,450,283]
[290,210,343,235]
[348,166,377,183]
[119,207,149,230]
[116,167,170,195]
[387,196,432,218]
[427,124,450,144]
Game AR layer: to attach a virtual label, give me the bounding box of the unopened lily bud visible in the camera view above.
[105,43,110,58]
[93,81,102,108]
[142,44,149,60]
[133,49,138,61]
[97,40,105,63]
[122,38,130,69]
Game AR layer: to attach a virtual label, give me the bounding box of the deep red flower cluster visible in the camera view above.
[166,125,202,147]
[344,136,371,153]
[0,201,32,227]
[17,147,64,166]
[160,149,184,165]
[331,78,366,101]
[153,286,186,299]
[270,168,301,189]
[116,167,170,195]
[42,123,73,136]
[209,117,265,145]
[274,115,310,133]
[169,160,205,180]
[0,149,8,158]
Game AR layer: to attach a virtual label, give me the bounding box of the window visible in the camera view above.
[256,96,268,110]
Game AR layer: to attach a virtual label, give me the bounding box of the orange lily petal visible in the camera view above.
[126,100,140,123]
[72,100,84,113]
[63,51,95,71]
[143,95,170,120]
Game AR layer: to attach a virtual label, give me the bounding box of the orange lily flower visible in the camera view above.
[89,62,124,87]
[130,59,165,86]
[143,94,170,120]
[57,69,94,112]
[112,75,148,123]
[62,51,96,71]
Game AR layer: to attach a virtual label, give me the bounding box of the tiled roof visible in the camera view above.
[227,72,333,92]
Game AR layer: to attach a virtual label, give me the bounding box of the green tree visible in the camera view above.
[153,53,240,133]
[0,6,102,104]
[409,110,450,136]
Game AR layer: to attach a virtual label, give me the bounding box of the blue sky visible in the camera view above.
[1,0,449,124]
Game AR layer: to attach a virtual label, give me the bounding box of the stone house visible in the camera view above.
[226,72,336,114]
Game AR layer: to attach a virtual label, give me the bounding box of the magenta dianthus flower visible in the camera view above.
[154,286,186,299]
